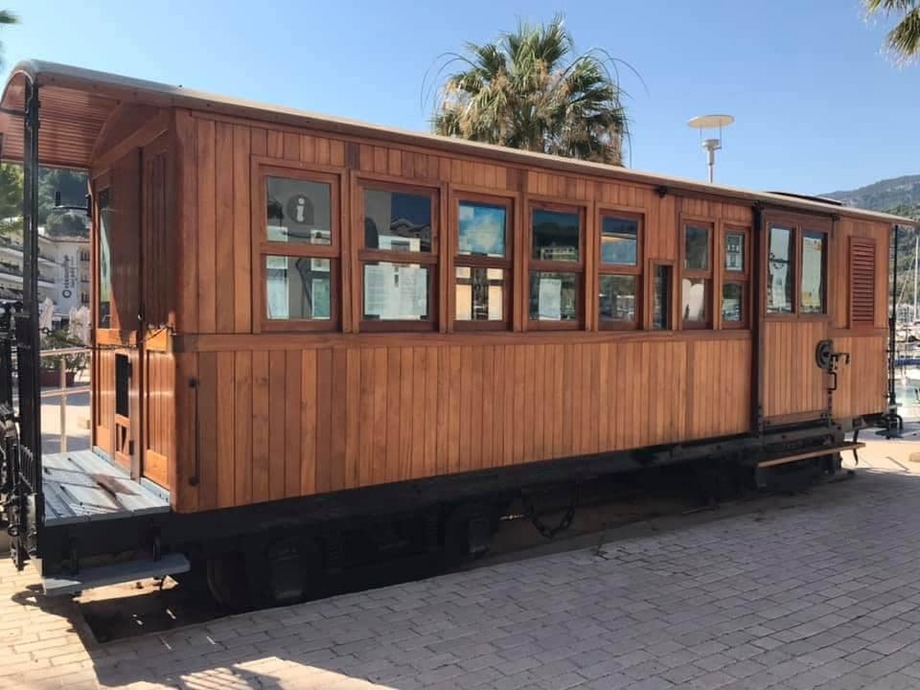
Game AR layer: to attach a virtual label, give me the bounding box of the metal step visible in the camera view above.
[41,553,190,596]
[756,442,865,470]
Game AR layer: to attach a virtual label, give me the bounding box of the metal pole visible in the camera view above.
[59,357,66,454]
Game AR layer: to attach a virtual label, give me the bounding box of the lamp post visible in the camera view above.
[688,114,734,183]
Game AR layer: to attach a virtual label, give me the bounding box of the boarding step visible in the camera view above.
[756,442,865,470]
[41,553,190,597]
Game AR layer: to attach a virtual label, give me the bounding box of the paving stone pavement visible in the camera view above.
[4,437,920,689]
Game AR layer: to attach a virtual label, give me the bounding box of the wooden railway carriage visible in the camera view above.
[0,60,913,604]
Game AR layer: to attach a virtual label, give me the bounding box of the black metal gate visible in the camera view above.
[0,77,43,569]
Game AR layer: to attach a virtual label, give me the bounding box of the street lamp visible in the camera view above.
[688,114,734,184]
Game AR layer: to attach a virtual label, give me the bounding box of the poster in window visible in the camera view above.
[364,264,388,317]
[266,257,289,319]
[801,234,824,312]
[538,277,562,320]
[312,279,330,319]
[725,233,744,272]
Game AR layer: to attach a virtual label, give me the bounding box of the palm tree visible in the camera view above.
[864,0,920,64]
[430,16,634,166]
[0,10,18,69]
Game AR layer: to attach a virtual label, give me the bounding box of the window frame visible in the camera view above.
[452,192,514,331]
[526,200,586,330]
[720,225,750,330]
[597,208,642,331]
[256,164,342,333]
[357,178,440,332]
[680,219,714,330]
[763,214,831,321]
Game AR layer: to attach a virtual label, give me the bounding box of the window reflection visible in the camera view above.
[456,267,504,321]
[532,210,579,262]
[266,177,332,244]
[684,225,709,271]
[767,226,794,313]
[601,216,638,266]
[265,256,331,320]
[652,265,672,330]
[801,231,825,314]
[364,189,432,252]
[722,282,743,323]
[599,275,637,323]
[682,278,709,324]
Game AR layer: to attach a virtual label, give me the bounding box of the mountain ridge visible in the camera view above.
[821,174,920,215]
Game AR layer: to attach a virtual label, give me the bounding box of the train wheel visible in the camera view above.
[206,551,253,612]
[442,502,496,569]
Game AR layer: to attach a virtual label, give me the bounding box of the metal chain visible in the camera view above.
[524,489,578,539]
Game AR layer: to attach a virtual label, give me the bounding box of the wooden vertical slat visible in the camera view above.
[399,348,414,481]
[358,348,374,486]
[251,351,270,502]
[197,119,217,333]
[315,348,334,492]
[233,351,252,505]
[214,122,235,333]
[371,348,388,484]
[197,352,218,510]
[301,349,317,495]
[346,349,361,488]
[385,349,402,483]
[268,350,287,500]
[285,350,302,498]
[232,125,252,333]
[216,352,235,507]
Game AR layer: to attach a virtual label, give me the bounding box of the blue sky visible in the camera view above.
[0,0,915,194]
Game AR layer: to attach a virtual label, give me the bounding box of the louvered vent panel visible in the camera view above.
[850,239,876,326]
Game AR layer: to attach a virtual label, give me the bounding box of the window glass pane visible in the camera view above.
[266,177,332,245]
[725,233,745,272]
[684,225,710,271]
[98,189,112,328]
[682,278,710,324]
[529,271,578,321]
[801,231,826,314]
[265,256,331,320]
[767,226,795,313]
[722,282,744,323]
[456,267,505,321]
[601,216,638,266]
[532,209,579,262]
[364,189,432,252]
[599,275,637,322]
[652,265,671,330]
[458,202,506,257]
[363,261,429,320]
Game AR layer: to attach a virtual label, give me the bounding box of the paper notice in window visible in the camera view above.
[488,285,503,320]
[538,277,562,320]
[456,284,472,320]
[364,264,388,316]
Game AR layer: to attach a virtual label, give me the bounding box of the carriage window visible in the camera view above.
[529,207,583,327]
[266,177,332,244]
[767,226,794,314]
[261,170,339,330]
[652,264,672,330]
[721,227,750,329]
[801,231,826,314]
[455,199,511,329]
[265,257,332,320]
[725,232,744,272]
[361,185,437,329]
[98,189,112,329]
[682,223,712,328]
[722,282,744,324]
[599,213,641,329]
